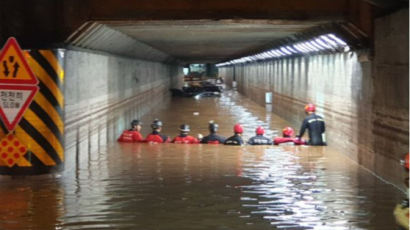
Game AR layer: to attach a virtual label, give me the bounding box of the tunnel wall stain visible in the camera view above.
[63,49,183,174]
[218,9,408,190]
[371,9,409,190]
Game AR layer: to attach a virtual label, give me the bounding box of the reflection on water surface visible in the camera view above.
[0,91,404,230]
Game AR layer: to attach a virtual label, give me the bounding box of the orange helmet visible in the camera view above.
[305,103,316,112]
[256,126,265,135]
[234,124,243,134]
[282,127,294,137]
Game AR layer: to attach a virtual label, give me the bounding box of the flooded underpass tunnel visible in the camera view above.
[0,1,408,229]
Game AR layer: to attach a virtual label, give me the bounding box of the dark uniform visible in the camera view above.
[247,135,272,145]
[201,133,226,144]
[224,134,244,145]
[299,114,326,146]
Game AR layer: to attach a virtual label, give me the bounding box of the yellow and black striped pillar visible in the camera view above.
[0,49,64,174]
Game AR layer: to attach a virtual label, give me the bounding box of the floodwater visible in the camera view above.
[0,90,406,230]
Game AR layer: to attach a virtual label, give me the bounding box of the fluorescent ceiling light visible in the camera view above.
[215,33,350,67]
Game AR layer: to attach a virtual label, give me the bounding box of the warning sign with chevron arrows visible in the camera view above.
[0,37,39,131]
[0,37,38,85]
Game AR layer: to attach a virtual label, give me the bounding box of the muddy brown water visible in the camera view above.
[0,90,406,230]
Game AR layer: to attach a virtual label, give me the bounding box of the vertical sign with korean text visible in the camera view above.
[0,37,39,131]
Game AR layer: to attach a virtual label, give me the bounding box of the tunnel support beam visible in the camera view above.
[1,0,401,50]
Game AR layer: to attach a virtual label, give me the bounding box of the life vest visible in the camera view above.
[172,135,199,144]
[145,133,170,143]
[117,130,144,142]
[274,137,306,145]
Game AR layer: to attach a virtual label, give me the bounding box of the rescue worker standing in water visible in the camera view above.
[145,119,171,143]
[247,126,272,145]
[224,124,244,145]
[200,121,226,144]
[297,104,326,146]
[172,124,200,144]
[117,120,144,142]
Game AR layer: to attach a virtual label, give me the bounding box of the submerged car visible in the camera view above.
[193,91,221,99]
[170,81,223,98]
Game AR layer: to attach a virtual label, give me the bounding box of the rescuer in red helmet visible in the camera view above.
[274,127,306,145]
[247,126,272,145]
[145,119,171,143]
[297,103,326,146]
[200,120,226,144]
[117,119,144,142]
[224,124,244,145]
[172,124,200,144]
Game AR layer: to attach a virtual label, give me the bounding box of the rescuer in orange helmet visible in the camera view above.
[297,103,326,146]
[224,124,244,145]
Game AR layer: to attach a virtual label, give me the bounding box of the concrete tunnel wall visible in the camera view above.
[218,9,409,190]
[63,49,183,173]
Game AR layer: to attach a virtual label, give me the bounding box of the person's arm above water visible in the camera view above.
[321,121,327,145]
[298,118,308,138]
[322,119,326,133]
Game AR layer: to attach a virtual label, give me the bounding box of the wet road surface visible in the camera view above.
[0,90,405,230]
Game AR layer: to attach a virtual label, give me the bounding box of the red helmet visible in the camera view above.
[282,127,294,137]
[234,124,243,134]
[305,103,316,112]
[256,126,265,135]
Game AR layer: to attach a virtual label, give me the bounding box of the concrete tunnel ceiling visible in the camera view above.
[104,20,329,64]
[67,19,333,64]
